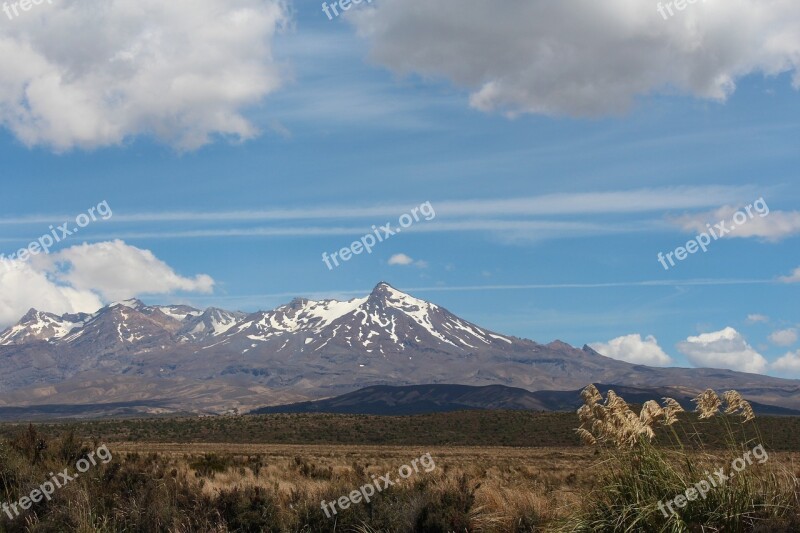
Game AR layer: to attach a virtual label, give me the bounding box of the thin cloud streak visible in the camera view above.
[195,278,775,304]
[0,186,756,225]
[32,219,662,241]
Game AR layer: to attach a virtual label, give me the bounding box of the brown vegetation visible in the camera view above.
[1,393,799,531]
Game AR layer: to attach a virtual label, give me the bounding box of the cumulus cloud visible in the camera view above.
[0,240,214,326]
[769,328,798,347]
[0,261,103,327]
[590,334,673,366]
[37,240,215,301]
[772,350,800,376]
[0,0,287,151]
[677,327,768,374]
[388,253,427,268]
[347,0,800,117]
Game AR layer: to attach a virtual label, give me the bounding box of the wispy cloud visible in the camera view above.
[0,186,755,226]
[196,278,776,303]
[78,219,655,241]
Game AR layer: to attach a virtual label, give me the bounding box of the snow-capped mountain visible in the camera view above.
[0,282,798,417]
[219,283,513,356]
[1,299,195,353]
[178,308,247,342]
[0,308,88,345]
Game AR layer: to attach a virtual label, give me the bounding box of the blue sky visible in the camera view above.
[1,0,799,377]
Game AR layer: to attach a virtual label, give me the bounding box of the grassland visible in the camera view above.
[0,408,799,531]
[3,410,800,449]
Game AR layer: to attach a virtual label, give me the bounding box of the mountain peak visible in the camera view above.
[369,282,411,302]
[370,281,394,293]
[109,298,145,310]
[21,308,41,321]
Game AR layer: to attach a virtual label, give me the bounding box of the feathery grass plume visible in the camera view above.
[591,418,607,438]
[567,387,795,532]
[694,389,722,419]
[577,404,593,425]
[638,423,655,442]
[723,390,744,414]
[661,397,684,426]
[577,386,663,447]
[604,389,626,411]
[723,390,756,423]
[639,400,663,426]
[581,384,602,406]
[575,428,597,446]
[612,391,655,447]
[740,400,756,423]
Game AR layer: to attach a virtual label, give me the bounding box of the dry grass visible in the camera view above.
[107,443,589,530]
[2,395,800,531]
[562,386,800,532]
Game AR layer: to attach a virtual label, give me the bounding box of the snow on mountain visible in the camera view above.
[345,282,512,351]
[288,282,513,355]
[212,282,512,356]
[0,309,87,345]
[225,295,368,342]
[59,303,176,351]
[2,282,800,417]
[109,298,145,310]
[0,283,511,356]
[178,308,247,342]
[155,305,204,322]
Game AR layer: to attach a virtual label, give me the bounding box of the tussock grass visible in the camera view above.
[560,385,800,533]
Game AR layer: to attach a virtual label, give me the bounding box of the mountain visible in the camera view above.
[0,308,89,345]
[177,308,247,342]
[252,384,552,415]
[251,383,800,416]
[0,282,798,418]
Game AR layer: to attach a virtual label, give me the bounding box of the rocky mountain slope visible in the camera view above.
[251,383,800,416]
[0,282,798,417]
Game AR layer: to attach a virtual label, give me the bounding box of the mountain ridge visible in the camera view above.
[250,383,800,417]
[0,282,798,418]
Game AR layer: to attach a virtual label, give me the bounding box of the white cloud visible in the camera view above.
[0,187,748,226]
[0,240,214,326]
[0,0,287,151]
[590,334,673,367]
[37,240,215,301]
[0,261,103,327]
[677,327,768,374]
[388,253,414,266]
[347,0,800,117]
[779,267,800,283]
[746,314,770,324]
[388,253,427,268]
[769,328,798,347]
[772,350,800,376]
[672,203,800,242]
